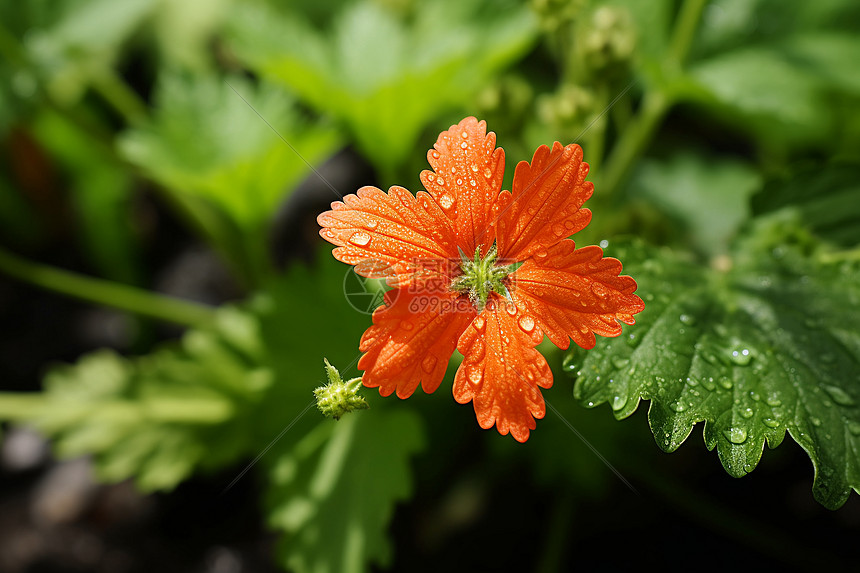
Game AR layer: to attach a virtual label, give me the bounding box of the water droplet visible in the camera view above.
[348,232,371,247]
[323,229,335,239]
[741,407,754,419]
[702,377,716,391]
[534,248,548,260]
[562,354,577,373]
[506,303,517,317]
[591,282,610,298]
[765,394,782,407]
[670,402,686,412]
[472,316,486,331]
[483,167,493,179]
[599,239,609,249]
[437,177,445,186]
[611,394,628,411]
[822,385,856,407]
[847,421,860,436]
[762,418,780,428]
[416,353,437,374]
[460,141,468,149]
[456,178,464,186]
[718,377,733,390]
[427,173,435,182]
[723,427,748,444]
[432,151,440,159]
[564,220,576,230]
[679,314,696,326]
[626,333,638,347]
[469,369,482,385]
[438,193,456,210]
[552,223,566,237]
[810,416,822,427]
[460,130,469,139]
[518,315,535,332]
[470,179,477,187]
[470,163,478,172]
[729,347,752,366]
[366,220,378,230]
[450,166,457,174]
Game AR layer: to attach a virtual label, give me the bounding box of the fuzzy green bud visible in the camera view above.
[314,359,369,421]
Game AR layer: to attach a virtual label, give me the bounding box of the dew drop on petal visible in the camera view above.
[473,316,486,331]
[506,303,517,316]
[438,193,456,210]
[518,315,535,333]
[366,220,378,230]
[470,163,479,173]
[469,369,482,385]
[427,173,435,182]
[460,141,468,149]
[456,178,463,186]
[421,354,437,374]
[432,151,440,159]
[483,167,493,179]
[437,177,445,186]
[552,223,566,237]
[323,229,335,239]
[591,282,611,298]
[349,232,371,247]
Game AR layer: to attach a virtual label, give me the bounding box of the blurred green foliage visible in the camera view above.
[1,0,860,571]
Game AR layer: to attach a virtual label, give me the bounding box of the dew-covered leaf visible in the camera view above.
[566,216,860,508]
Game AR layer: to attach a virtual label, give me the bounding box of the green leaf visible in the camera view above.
[119,73,340,233]
[689,47,827,143]
[227,0,537,173]
[265,409,424,573]
[751,162,860,247]
[24,306,271,491]
[565,217,860,509]
[632,152,762,257]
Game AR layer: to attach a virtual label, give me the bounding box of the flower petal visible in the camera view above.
[512,240,644,350]
[453,297,552,443]
[318,185,459,286]
[420,117,505,255]
[360,289,475,399]
[496,142,593,261]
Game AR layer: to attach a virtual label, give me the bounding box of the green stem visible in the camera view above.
[0,247,216,328]
[667,0,709,67]
[819,247,860,264]
[600,0,708,198]
[0,393,45,421]
[600,90,670,198]
[584,83,610,174]
[90,69,149,126]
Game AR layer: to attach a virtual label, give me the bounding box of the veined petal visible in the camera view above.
[496,142,593,261]
[453,297,552,443]
[318,185,459,286]
[360,289,475,399]
[420,116,505,255]
[512,240,644,350]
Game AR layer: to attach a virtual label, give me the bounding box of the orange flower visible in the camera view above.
[318,117,644,442]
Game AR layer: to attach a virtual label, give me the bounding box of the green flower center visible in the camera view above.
[451,245,519,311]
